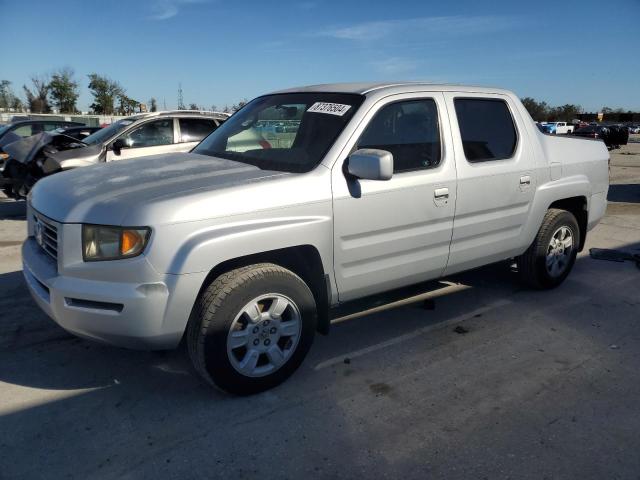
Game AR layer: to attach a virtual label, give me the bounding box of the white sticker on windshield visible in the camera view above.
[307,102,352,116]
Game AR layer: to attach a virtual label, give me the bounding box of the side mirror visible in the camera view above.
[111,138,126,156]
[347,149,393,181]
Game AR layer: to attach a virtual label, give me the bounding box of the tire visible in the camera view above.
[187,263,317,395]
[516,208,580,289]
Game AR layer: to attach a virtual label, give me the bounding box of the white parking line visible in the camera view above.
[314,299,513,371]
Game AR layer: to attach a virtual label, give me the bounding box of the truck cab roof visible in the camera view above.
[271,82,515,97]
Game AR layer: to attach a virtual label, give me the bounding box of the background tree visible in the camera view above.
[521,97,549,121]
[117,94,140,115]
[149,97,157,112]
[554,104,583,122]
[0,80,22,111]
[49,68,79,113]
[210,104,218,112]
[87,73,123,115]
[522,97,583,122]
[188,103,199,110]
[23,75,51,113]
[11,96,23,111]
[231,99,248,113]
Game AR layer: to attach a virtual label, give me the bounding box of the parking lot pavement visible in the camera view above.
[0,143,639,479]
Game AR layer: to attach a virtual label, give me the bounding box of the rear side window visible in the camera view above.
[357,99,441,173]
[454,98,517,162]
[179,118,218,143]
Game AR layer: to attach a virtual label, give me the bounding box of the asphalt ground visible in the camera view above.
[0,137,639,479]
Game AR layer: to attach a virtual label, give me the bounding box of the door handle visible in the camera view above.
[520,175,531,186]
[434,187,449,199]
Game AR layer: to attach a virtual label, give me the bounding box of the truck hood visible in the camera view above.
[29,152,287,224]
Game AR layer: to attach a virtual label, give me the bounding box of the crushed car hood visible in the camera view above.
[29,152,287,224]
[3,132,87,167]
[3,133,54,165]
[0,131,21,150]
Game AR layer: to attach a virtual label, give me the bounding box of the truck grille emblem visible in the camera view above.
[34,220,44,248]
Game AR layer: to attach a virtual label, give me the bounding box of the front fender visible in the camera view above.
[148,203,334,278]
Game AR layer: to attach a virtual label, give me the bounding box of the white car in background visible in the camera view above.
[52,110,229,168]
[1,110,230,198]
[541,122,575,135]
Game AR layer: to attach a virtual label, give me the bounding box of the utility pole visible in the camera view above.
[177,83,185,110]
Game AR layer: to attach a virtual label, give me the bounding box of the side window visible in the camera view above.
[357,99,441,173]
[119,119,174,148]
[43,123,61,132]
[12,125,34,137]
[454,98,517,162]
[179,118,217,143]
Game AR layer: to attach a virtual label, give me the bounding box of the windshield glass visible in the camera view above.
[82,118,139,145]
[193,93,364,173]
[0,125,11,137]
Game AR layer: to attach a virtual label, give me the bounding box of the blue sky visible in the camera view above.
[3,0,639,112]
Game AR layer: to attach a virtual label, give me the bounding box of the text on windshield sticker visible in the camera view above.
[307,102,352,116]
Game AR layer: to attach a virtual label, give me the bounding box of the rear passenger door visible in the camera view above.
[332,93,456,301]
[443,93,535,275]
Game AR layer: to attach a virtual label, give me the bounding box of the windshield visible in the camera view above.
[193,93,364,173]
[0,125,11,137]
[82,118,139,145]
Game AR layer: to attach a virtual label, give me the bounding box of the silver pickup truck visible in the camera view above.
[22,83,609,394]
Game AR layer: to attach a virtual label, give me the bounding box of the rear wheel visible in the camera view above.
[517,208,580,289]
[187,263,317,395]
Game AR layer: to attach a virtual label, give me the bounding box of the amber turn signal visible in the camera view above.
[121,229,144,255]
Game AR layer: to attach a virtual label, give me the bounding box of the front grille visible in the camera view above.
[33,211,59,261]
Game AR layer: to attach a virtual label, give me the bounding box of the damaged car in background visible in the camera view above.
[0,120,88,173]
[0,110,228,198]
[51,125,102,141]
[1,131,87,198]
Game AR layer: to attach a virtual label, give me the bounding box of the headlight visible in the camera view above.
[82,225,151,261]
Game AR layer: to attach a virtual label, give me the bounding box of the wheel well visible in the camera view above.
[198,245,331,335]
[549,196,588,251]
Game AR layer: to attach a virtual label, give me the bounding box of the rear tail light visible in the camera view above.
[259,140,272,149]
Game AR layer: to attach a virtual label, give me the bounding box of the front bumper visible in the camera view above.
[22,237,202,350]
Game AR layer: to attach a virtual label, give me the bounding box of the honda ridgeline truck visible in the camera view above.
[22,83,609,394]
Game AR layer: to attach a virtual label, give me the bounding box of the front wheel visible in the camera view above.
[187,263,317,395]
[517,208,580,289]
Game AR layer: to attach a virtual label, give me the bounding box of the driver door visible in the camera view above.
[331,93,456,302]
[106,118,181,161]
